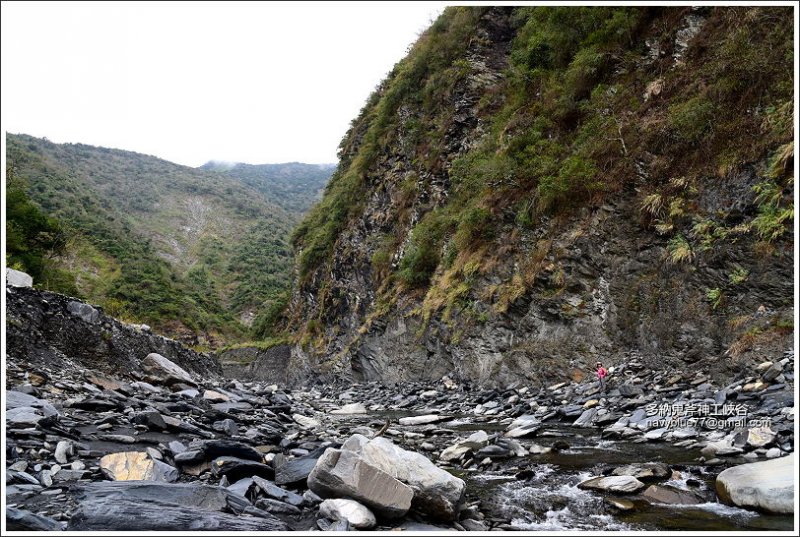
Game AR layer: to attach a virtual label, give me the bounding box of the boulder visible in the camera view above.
[142,353,195,385]
[6,268,33,287]
[319,499,376,529]
[343,434,466,521]
[715,456,794,514]
[307,448,413,518]
[578,475,646,494]
[99,452,178,482]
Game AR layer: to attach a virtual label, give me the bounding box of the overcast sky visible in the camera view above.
[1,1,445,166]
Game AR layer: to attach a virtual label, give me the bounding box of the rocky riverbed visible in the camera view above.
[5,339,795,531]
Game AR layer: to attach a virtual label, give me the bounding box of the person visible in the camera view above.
[596,361,608,393]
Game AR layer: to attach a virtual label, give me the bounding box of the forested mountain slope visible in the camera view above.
[6,134,298,345]
[200,161,334,216]
[287,6,794,386]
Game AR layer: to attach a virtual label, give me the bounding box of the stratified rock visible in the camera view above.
[307,448,413,518]
[319,499,377,529]
[66,481,288,530]
[275,456,319,486]
[142,353,195,385]
[6,507,62,530]
[252,476,305,506]
[578,475,646,494]
[343,434,466,521]
[6,391,59,417]
[715,456,794,514]
[100,452,178,482]
[6,407,44,426]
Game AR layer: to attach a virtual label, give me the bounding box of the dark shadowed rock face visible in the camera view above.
[5,286,221,379]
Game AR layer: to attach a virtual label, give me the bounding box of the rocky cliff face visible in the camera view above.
[287,6,793,387]
[6,285,221,381]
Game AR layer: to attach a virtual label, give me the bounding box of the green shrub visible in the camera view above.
[667,96,715,143]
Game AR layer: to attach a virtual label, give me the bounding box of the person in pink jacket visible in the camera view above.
[596,361,608,393]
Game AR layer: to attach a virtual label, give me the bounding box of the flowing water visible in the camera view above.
[365,410,793,531]
[461,424,794,531]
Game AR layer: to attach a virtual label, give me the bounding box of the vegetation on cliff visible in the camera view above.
[289,6,793,356]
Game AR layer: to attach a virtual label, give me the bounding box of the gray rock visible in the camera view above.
[66,481,288,530]
[6,268,33,287]
[54,440,74,464]
[319,499,376,529]
[254,498,302,515]
[307,448,413,518]
[6,406,44,426]
[578,475,646,493]
[761,363,783,382]
[210,456,274,482]
[275,456,319,486]
[6,507,62,530]
[573,408,598,427]
[67,301,101,324]
[252,476,305,506]
[142,353,195,385]
[611,462,670,481]
[641,484,704,505]
[342,434,466,521]
[6,391,59,417]
[716,456,794,514]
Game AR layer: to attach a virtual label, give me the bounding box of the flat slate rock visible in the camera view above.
[275,456,319,486]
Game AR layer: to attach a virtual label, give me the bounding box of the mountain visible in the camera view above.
[200,161,335,216]
[5,134,314,345]
[286,6,794,386]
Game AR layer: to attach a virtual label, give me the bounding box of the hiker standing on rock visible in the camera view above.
[596,361,608,393]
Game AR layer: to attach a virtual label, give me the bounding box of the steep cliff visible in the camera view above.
[287,6,794,386]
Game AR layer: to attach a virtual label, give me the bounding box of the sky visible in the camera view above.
[1,1,446,166]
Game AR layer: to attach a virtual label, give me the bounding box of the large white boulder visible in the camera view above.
[142,353,195,385]
[342,434,466,521]
[6,268,33,287]
[307,448,413,518]
[715,456,794,514]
